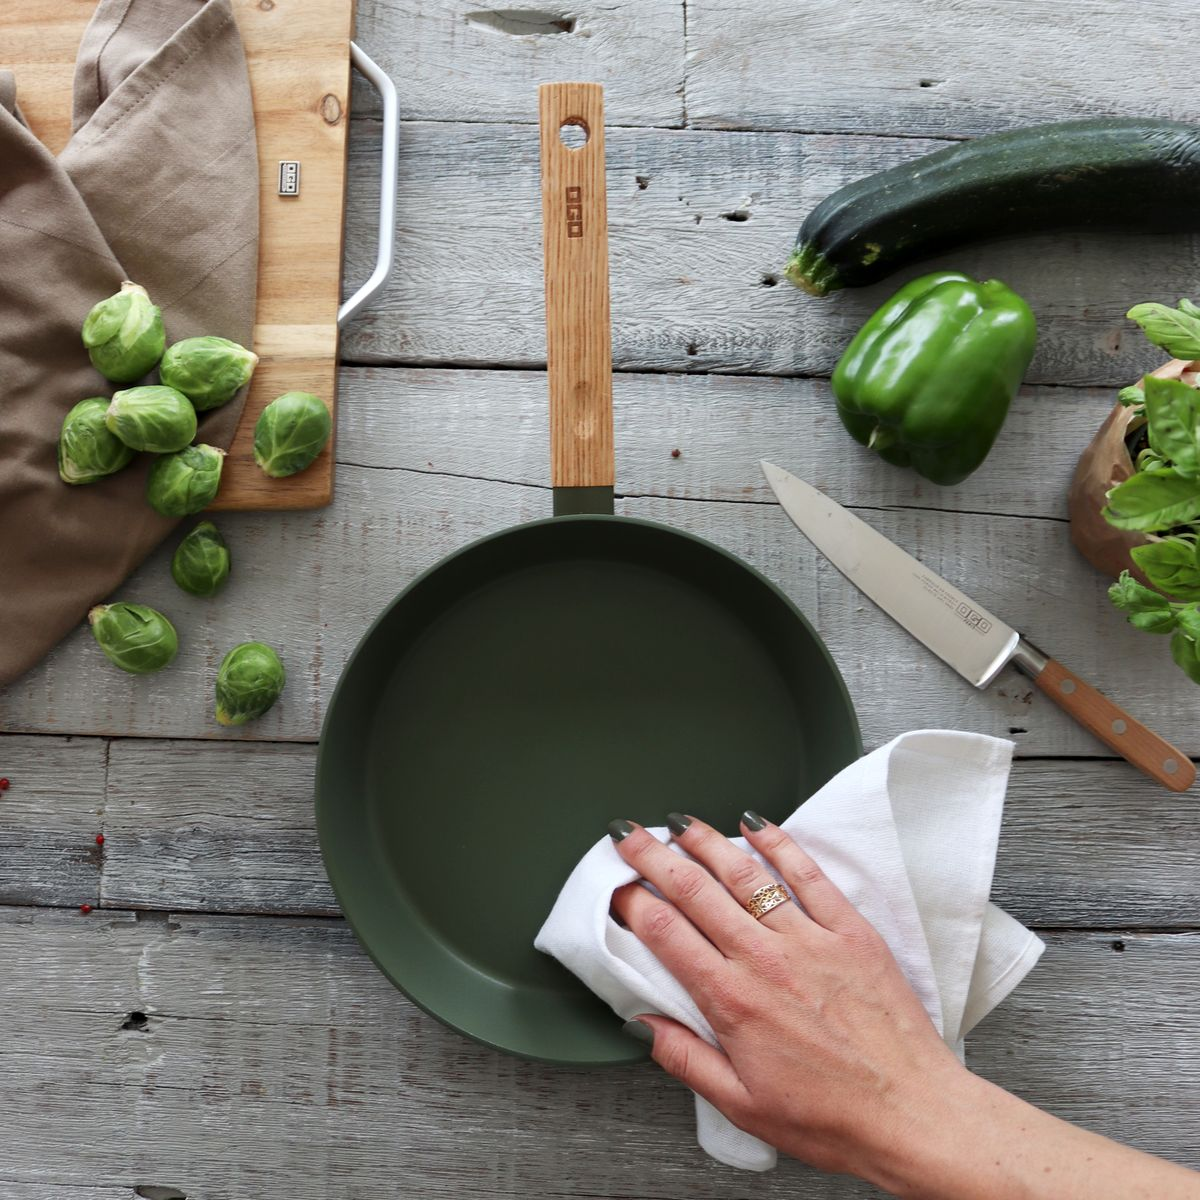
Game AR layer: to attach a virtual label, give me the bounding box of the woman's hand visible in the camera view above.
[608,812,964,1186]
[609,813,1200,1200]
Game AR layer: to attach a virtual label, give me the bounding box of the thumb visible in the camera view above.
[625,1015,749,1115]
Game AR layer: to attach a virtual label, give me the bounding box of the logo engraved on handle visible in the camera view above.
[565,185,583,238]
[278,160,301,197]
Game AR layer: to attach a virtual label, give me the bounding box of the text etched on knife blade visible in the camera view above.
[913,572,992,635]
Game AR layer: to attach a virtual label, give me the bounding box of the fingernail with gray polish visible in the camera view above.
[608,818,635,843]
[666,812,692,836]
[622,1019,655,1046]
[741,810,766,832]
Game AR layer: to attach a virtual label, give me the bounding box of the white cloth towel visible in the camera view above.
[535,730,1045,1172]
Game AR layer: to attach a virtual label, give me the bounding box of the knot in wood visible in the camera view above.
[320,93,343,125]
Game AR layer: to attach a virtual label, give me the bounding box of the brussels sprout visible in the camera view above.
[215,641,285,725]
[171,520,231,597]
[106,385,196,453]
[58,397,136,484]
[88,602,178,674]
[81,281,165,383]
[146,443,226,516]
[160,336,259,412]
[253,391,332,478]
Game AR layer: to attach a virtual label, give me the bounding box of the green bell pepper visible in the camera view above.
[831,270,1037,486]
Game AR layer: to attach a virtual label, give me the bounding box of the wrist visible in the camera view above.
[862,1063,1010,1200]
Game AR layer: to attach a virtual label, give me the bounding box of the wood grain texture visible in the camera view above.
[0,467,1175,754]
[8,738,1176,928]
[685,0,1196,138]
[0,1186,137,1200]
[349,0,685,126]
[338,120,1198,387]
[5,4,1200,1193]
[540,83,614,489]
[200,0,354,510]
[1,0,353,511]
[101,739,335,916]
[0,737,104,908]
[0,908,1196,1195]
[332,367,1115,518]
[1033,658,1196,793]
[0,0,112,155]
[2,367,1197,756]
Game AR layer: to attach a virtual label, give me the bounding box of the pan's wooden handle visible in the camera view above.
[1033,658,1195,792]
[539,83,613,490]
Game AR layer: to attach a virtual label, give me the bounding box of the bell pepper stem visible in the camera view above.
[867,425,896,453]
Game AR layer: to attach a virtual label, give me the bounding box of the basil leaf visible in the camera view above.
[1179,299,1200,321]
[1104,468,1200,532]
[1117,384,1144,407]
[1109,571,1176,632]
[1136,449,1165,473]
[1130,538,1200,600]
[1108,569,1170,613]
[1176,605,1200,641]
[1170,630,1200,684]
[1127,303,1200,359]
[1129,609,1178,633]
[1143,375,1200,474]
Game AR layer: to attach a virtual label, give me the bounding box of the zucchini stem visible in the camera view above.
[784,244,839,296]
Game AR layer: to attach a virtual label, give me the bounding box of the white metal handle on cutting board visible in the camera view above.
[338,42,399,328]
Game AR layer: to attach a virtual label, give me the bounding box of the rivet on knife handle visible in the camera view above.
[1015,648,1195,793]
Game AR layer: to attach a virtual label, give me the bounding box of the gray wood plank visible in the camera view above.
[101,739,334,916]
[339,119,1196,387]
[334,366,1116,519]
[351,0,685,127]
[685,0,1195,138]
[0,1186,135,1200]
[0,736,104,908]
[88,739,1200,929]
[3,371,1196,754]
[0,908,1195,1196]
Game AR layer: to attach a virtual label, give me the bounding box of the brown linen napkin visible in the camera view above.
[0,0,258,686]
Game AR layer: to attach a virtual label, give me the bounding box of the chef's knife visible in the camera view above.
[761,460,1195,793]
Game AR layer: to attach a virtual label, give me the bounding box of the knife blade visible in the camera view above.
[761,460,1195,792]
[761,460,1019,688]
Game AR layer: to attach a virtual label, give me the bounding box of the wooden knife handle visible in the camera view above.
[538,82,613,491]
[1033,658,1195,792]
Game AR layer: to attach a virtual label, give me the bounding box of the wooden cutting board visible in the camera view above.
[2,0,355,510]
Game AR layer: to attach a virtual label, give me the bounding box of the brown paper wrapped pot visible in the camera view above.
[1068,358,1200,587]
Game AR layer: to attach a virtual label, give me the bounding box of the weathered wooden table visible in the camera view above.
[2,3,1199,1196]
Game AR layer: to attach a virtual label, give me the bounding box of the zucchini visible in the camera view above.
[785,119,1200,296]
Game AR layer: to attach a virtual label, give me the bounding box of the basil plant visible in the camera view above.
[1106,298,1200,683]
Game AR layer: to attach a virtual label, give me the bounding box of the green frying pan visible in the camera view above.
[315,83,861,1066]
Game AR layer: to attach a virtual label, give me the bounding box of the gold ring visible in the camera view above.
[744,882,791,920]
